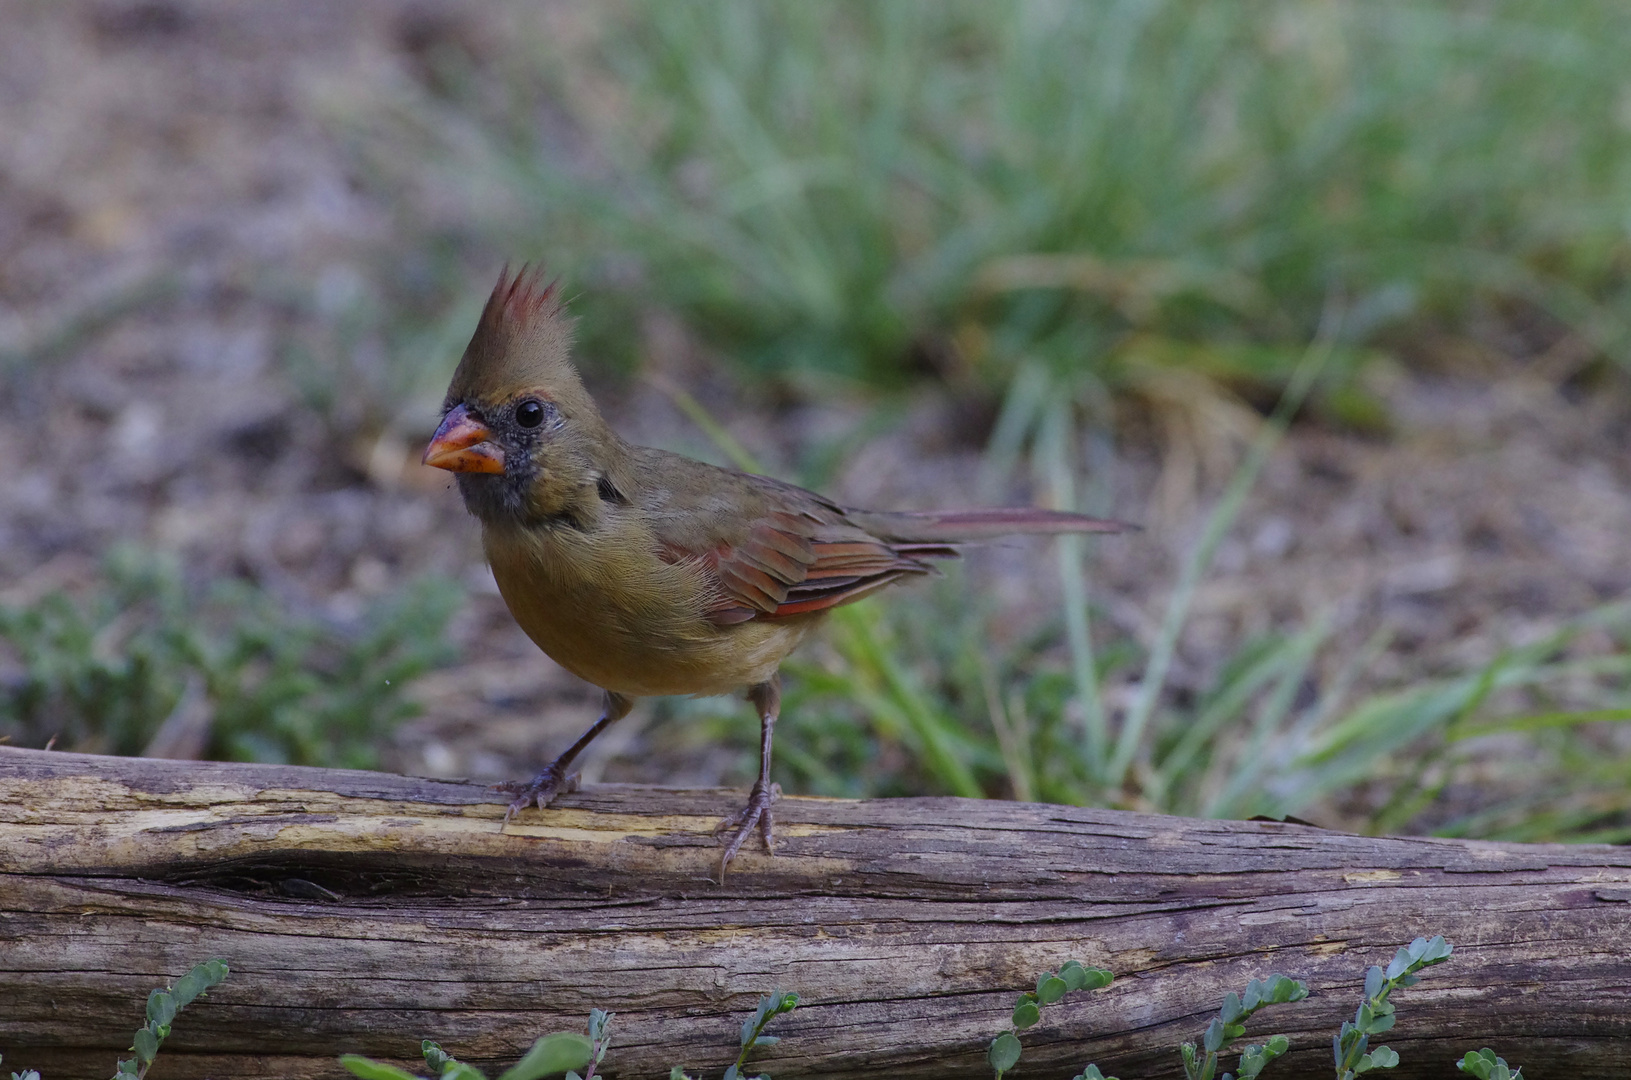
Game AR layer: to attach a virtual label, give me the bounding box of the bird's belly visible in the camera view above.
[525,614,814,698]
[485,530,816,698]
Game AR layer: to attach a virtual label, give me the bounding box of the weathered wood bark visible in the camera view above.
[1,747,1628,1079]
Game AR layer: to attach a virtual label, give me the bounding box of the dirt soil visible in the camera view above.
[4,2,1630,809]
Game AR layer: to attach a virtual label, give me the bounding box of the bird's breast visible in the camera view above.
[482,521,816,698]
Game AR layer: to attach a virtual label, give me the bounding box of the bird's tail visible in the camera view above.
[845,507,1134,546]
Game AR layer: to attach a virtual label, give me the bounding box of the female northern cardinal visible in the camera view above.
[424,267,1128,876]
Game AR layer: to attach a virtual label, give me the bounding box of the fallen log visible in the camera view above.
[1,746,1628,1079]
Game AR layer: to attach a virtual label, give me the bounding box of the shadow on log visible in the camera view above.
[2,746,1629,1078]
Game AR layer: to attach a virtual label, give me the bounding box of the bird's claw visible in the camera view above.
[715,781,781,879]
[497,765,581,821]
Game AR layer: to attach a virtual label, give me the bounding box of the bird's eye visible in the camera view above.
[515,399,550,428]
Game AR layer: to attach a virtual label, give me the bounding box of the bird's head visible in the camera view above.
[423,266,617,525]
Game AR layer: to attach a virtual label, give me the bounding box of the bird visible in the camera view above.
[422,266,1130,877]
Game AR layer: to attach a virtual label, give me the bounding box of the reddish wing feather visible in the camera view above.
[665,517,940,627]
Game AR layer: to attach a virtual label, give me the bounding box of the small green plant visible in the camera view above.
[0,547,458,767]
[1,959,229,1080]
[339,1033,592,1080]
[4,945,1531,1077]
[569,1009,614,1080]
[669,989,799,1080]
[1181,974,1308,1080]
[112,959,231,1080]
[728,989,798,1080]
[341,993,793,1080]
[988,960,1114,1079]
[1333,936,1453,1079]
[1457,1049,1524,1080]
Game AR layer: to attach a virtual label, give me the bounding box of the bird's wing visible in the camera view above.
[657,503,950,627]
[641,459,1126,628]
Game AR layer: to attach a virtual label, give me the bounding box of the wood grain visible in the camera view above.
[2,747,1627,1078]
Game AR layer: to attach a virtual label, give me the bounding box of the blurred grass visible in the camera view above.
[764,565,1631,841]
[0,548,459,768]
[363,0,1631,398]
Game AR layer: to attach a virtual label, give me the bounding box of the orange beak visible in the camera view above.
[423,403,506,474]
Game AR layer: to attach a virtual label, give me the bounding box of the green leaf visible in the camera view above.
[1421,936,1453,963]
[1456,1048,1518,1080]
[1081,967,1113,991]
[1203,1018,1226,1053]
[338,1055,427,1080]
[587,1008,612,1043]
[422,1041,453,1071]
[495,1033,593,1080]
[172,959,230,1007]
[146,989,178,1029]
[988,1032,1022,1074]
[1012,1000,1041,1029]
[443,1065,488,1080]
[668,1069,695,1080]
[1266,975,1307,1003]
[1037,975,1069,1004]
[171,971,206,1007]
[1236,1031,1292,1080]
[1219,992,1244,1023]
[1363,966,1384,998]
[1368,1046,1400,1069]
[132,1025,160,1064]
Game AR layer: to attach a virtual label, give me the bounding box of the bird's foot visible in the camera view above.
[715,781,781,878]
[497,764,581,821]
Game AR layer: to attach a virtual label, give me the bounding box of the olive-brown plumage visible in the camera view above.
[425,267,1130,876]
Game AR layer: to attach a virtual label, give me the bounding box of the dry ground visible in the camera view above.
[3,1,1629,810]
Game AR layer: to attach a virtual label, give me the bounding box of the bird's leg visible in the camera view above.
[716,674,782,878]
[499,690,634,820]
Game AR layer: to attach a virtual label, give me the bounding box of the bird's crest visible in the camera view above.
[489,263,562,330]
[445,264,589,413]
